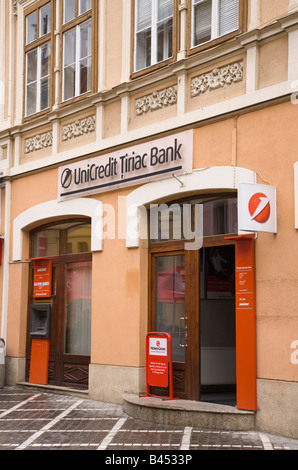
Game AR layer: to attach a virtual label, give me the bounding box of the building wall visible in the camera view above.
[0,0,297,438]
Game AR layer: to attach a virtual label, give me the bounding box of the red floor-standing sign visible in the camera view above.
[226,234,257,411]
[141,332,178,401]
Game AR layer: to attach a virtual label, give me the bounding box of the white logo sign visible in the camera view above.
[58,131,193,200]
[149,338,168,357]
[238,183,277,233]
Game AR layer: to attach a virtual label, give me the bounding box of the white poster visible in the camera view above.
[238,183,277,234]
[149,338,168,357]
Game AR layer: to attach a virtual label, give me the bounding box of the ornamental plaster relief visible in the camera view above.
[135,86,178,116]
[190,61,244,97]
[24,131,53,154]
[61,116,96,142]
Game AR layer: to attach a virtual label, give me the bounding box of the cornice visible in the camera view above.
[240,10,298,48]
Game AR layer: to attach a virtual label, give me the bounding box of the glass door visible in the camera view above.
[151,249,200,400]
[154,255,186,364]
[65,261,92,356]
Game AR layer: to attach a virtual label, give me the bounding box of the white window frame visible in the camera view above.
[191,0,239,49]
[24,1,52,118]
[25,42,51,117]
[134,0,174,72]
[62,19,92,102]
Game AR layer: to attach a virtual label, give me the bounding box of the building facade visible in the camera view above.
[0,0,298,438]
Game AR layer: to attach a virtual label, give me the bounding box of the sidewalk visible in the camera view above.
[0,386,297,451]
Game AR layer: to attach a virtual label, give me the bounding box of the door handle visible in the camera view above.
[179,316,188,348]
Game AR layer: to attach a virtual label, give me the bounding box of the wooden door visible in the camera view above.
[50,253,92,389]
[150,248,200,400]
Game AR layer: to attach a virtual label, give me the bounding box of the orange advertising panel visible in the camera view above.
[235,237,257,411]
[29,338,50,385]
[33,258,52,298]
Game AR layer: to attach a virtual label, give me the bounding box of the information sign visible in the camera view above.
[33,258,52,298]
[148,336,169,388]
[141,332,178,401]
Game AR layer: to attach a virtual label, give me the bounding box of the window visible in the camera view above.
[149,194,237,243]
[31,221,91,257]
[65,261,92,355]
[191,0,239,48]
[62,0,93,101]
[25,1,52,117]
[134,0,174,72]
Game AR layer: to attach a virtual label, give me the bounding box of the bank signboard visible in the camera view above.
[58,130,193,200]
[238,183,277,234]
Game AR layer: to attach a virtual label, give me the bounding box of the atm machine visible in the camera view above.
[29,304,51,385]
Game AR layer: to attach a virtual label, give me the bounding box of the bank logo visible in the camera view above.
[248,192,271,224]
[61,168,72,189]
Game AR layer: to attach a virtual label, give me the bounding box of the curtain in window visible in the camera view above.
[26,42,51,116]
[63,19,91,100]
[135,0,152,70]
[194,0,212,46]
[219,0,239,36]
[137,0,152,31]
[135,0,173,71]
[158,0,173,21]
[157,0,173,62]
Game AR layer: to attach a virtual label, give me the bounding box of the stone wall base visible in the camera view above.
[256,378,298,439]
[89,364,146,404]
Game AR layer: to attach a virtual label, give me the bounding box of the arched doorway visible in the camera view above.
[26,220,92,389]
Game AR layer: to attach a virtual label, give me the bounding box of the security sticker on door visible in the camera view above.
[149,338,168,356]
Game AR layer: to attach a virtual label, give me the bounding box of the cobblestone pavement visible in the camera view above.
[0,386,297,454]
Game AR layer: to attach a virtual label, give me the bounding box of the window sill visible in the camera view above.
[131,56,176,80]
[23,107,51,123]
[187,29,242,57]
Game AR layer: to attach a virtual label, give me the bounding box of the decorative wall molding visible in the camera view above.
[191,61,244,97]
[13,0,19,16]
[24,131,53,154]
[61,115,96,142]
[135,86,178,116]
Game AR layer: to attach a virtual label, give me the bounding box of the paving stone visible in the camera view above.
[0,386,297,452]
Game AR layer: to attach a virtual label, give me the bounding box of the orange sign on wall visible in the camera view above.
[235,236,257,411]
[226,235,257,412]
[33,258,52,298]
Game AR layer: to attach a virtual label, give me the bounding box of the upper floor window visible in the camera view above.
[62,0,93,102]
[25,1,52,117]
[191,0,239,48]
[134,0,174,72]
[24,0,95,117]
